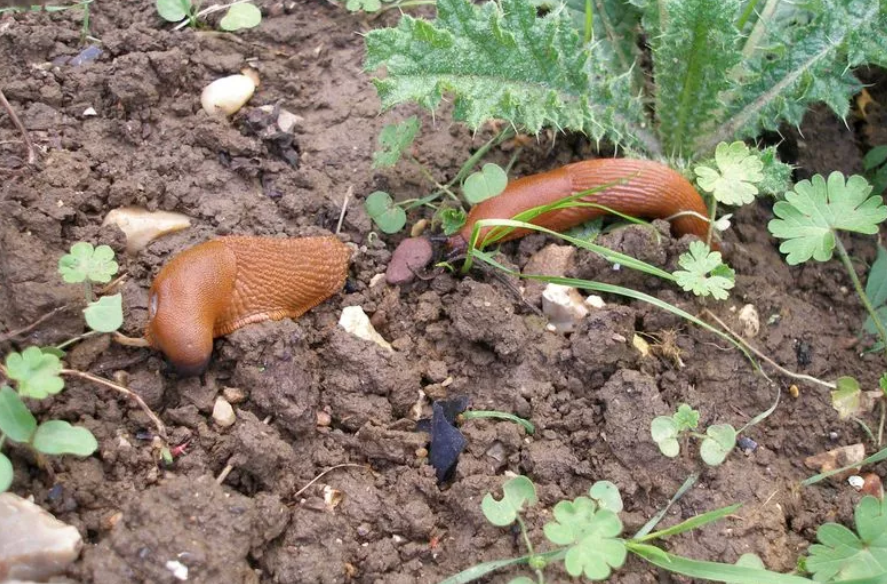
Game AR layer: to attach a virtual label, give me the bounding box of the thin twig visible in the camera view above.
[0,88,37,165]
[292,463,368,499]
[112,332,151,348]
[0,305,71,343]
[61,369,167,439]
[701,310,836,390]
[336,186,352,235]
[216,460,235,484]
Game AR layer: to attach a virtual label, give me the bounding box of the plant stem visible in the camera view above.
[55,330,100,351]
[60,369,167,440]
[879,400,885,447]
[83,281,94,303]
[515,515,545,584]
[705,197,717,248]
[834,235,887,360]
[0,88,38,165]
[735,0,761,30]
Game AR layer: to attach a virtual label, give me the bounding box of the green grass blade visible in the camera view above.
[635,504,741,542]
[437,550,566,584]
[802,445,887,486]
[632,472,700,539]
[469,249,757,368]
[461,410,535,434]
[628,544,814,584]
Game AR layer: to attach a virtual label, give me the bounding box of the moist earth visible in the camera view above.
[1,2,886,583]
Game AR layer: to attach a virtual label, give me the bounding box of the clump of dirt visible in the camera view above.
[1,2,886,583]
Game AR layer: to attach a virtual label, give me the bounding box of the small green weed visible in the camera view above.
[444,475,820,584]
[0,242,161,493]
[804,495,887,581]
[651,404,737,466]
[864,145,887,196]
[156,0,262,31]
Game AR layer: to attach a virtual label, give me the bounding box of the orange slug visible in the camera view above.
[145,235,351,376]
[447,158,712,251]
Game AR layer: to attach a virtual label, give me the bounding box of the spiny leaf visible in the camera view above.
[694,141,764,206]
[364,0,653,152]
[806,495,887,581]
[651,0,742,157]
[674,241,735,300]
[5,347,64,400]
[373,116,420,168]
[768,172,887,265]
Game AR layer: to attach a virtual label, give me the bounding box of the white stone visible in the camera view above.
[338,306,393,351]
[542,283,589,333]
[82,106,97,117]
[0,493,83,581]
[212,397,236,428]
[738,304,760,338]
[165,559,189,581]
[585,295,606,309]
[200,74,257,117]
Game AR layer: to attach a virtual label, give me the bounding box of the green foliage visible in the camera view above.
[58,242,118,285]
[436,208,467,235]
[768,172,887,265]
[451,475,817,584]
[864,145,887,195]
[364,0,649,151]
[698,424,737,466]
[543,497,627,579]
[865,245,887,337]
[365,191,407,234]
[373,117,420,168]
[84,293,124,333]
[673,241,735,300]
[346,0,383,12]
[463,163,507,204]
[364,0,887,160]
[31,420,98,456]
[481,475,537,526]
[830,376,862,420]
[651,403,736,466]
[156,0,192,21]
[0,385,37,443]
[756,147,795,197]
[805,496,887,581]
[219,3,262,31]
[0,453,11,492]
[5,347,64,400]
[156,0,262,31]
[694,141,764,206]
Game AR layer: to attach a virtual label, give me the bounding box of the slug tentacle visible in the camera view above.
[146,235,351,376]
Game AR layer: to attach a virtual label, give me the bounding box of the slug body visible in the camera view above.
[146,236,351,376]
[448,159,711,251]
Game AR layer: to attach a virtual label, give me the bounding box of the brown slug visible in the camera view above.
[145,235,351,376]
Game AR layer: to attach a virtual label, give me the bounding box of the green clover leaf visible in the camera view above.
[543,497,626,580]
[58,242,119,284]
[695,141,764,206]
[5,347,64,399]
[674,241,735,300]
[31,420,98,456]
[699,424,736,466]
[0,385,37,443]
[589,481,623,513]
[651,416,680,457]
[768,172,887,265]
[156,0,192,22]
[84,294,124,333]
[219,2,262,30]
[806,495,887,581]
[830,376,862,420]
[365,191,407,234]
[673,403,700,431]
[463,163,508,204]
[372,116,420,168]
[481,475,538,526]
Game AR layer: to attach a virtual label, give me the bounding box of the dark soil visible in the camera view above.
[1,2,886,583]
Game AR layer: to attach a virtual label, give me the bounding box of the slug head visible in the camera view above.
[145,241,237,376]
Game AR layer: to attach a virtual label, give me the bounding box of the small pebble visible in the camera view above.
[222,387,247,404]
[737,436,758,453]
[848,475,865,491]
[316,411,332,427]
[212,397,236,428]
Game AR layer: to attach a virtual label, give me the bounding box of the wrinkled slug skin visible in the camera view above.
[452,159,711,249]
[146,236,351,375]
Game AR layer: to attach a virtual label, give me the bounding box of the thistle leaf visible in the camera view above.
[364,0,654,153]
[651,0,742,157]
